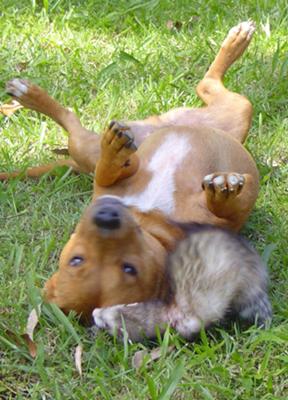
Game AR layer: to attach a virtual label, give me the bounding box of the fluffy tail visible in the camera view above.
[234,290,272,328]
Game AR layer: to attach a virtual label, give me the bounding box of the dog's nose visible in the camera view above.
[93,197,124,230]
[93,206,121,229]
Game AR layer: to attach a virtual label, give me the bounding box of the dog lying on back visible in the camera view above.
[93,225,272,341]
[3,21,261,321]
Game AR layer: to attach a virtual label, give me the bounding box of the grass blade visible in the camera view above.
[158,361,185,400]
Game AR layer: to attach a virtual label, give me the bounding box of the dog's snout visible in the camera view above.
[93,205,121,230]
[89,196,132,232]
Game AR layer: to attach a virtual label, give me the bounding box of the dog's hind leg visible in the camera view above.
[0,159,85,181]
[196,21,256,143]
[6,79,101,174]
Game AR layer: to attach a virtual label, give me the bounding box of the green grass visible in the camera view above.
[0,0,288,398]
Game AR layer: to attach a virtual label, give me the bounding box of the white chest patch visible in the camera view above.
[121,134,191,214]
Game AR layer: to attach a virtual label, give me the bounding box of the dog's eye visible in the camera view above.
[69,256,84,267]
[122,263,137,276]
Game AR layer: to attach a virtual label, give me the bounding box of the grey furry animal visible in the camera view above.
[92,224,272,341]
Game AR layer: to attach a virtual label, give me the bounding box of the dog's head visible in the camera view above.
[44,196,181,322]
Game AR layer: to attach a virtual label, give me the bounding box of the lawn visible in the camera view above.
[0,0,287,399]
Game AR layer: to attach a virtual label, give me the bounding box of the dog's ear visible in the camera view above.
[134,210,185,251]
[148,223,184,251]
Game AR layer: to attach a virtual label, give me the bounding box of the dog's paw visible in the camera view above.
[96,121,139,186]
[223,20,256,50]
[226,20,256,43]
[98,121,138,175]
[92,305,125,336]
[6,78,30,98]
[202,172,245,200]
[102,121,137,155]
[6,79,48,112]
[221,20,256,63]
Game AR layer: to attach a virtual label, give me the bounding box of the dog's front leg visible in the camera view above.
[202,172,258,230]
[94,121,139,187]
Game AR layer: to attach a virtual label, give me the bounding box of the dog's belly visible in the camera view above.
[121,133,191,214]
[94,126,257,217]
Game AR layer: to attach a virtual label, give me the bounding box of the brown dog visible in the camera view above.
[3,21,259,321]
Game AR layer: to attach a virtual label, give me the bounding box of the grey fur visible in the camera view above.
[92,225,272,341]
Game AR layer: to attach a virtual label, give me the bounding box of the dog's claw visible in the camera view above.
[124,138,134,149]
[105,121,137,153]
[202,172,246,198]
[99,120,138,180]
[109,120,116,130]
[110,121,130,133]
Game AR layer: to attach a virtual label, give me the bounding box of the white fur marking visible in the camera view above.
[227,20,255,42]
[203,174,214,183]
[214,175,225,185]
[228,175,238,185]
[121,134,191,214]
[11,79,28,95]
[241,21,253,32]
[177,317,201,335]
[93,305,124,330]
[13,89,22,97]
[92,309,107,329]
